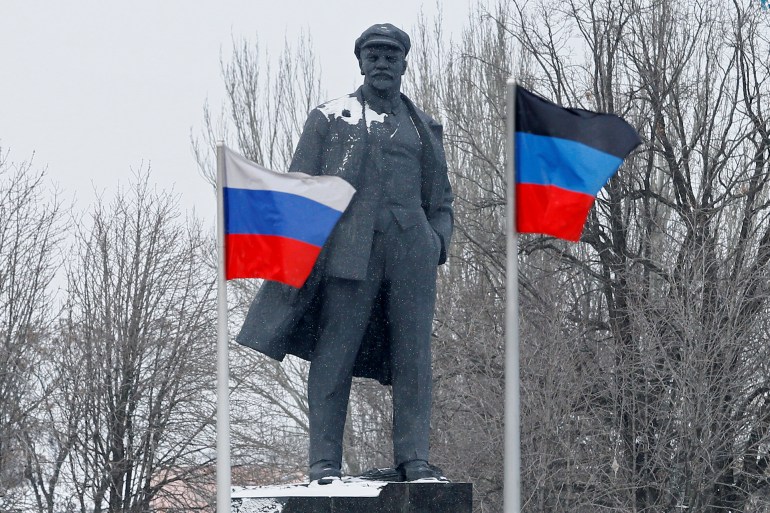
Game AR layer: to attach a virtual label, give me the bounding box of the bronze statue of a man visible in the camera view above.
[237,23,453,483]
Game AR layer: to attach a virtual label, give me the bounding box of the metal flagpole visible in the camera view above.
[216,142,231,513]
[504,78,521,513]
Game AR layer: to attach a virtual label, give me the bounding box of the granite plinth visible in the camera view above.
[231,479,472,513]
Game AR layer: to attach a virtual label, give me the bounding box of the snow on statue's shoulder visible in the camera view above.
[319,95,387,127]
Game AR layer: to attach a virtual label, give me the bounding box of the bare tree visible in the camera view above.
[406,0,770,511]
[192,32,322,186]
[37,172,219,513]
[0,148,63,511]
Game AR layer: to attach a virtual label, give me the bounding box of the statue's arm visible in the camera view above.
[289,109,329,176]
[433,171,454,265]
[430,125,454,266]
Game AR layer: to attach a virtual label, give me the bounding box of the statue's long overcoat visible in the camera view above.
[236,87,454,385]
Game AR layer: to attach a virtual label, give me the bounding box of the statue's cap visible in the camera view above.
[354,23,411,58]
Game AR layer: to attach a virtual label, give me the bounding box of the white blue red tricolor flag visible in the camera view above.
[221,146,355,287]
[515,86,641,241]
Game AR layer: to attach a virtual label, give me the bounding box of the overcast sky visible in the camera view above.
[0,1,470,225]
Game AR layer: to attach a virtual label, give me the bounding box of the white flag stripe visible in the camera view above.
[223,146,356,212]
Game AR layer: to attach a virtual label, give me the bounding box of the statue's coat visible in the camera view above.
[236,87,453,385]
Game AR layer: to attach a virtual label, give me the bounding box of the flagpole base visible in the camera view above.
[231,481,472,513]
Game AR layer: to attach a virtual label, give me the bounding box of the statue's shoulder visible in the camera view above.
[315,91,364,125]
[401,94,441,129]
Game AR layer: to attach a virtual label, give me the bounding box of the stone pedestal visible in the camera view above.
[231,480,472,513]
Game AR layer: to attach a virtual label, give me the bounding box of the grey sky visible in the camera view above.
[0,0,468,224]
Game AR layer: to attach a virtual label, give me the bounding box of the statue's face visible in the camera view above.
[358,45,407,96]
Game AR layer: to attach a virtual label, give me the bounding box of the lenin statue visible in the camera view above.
[236,23,454,484]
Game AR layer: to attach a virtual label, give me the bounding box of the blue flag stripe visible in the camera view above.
[515,132,623,195]
[224,188,342,247]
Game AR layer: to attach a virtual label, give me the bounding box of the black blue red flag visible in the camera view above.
[515,86,641,241]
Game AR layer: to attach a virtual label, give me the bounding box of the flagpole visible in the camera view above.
[216,142,231,513]
[504,78,521,513]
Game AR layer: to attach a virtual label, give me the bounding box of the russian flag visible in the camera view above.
[515,86,641,241]
[222,147,356,287]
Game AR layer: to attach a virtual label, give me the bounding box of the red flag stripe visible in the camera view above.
[225,234,321,288]
[516,183,595,242]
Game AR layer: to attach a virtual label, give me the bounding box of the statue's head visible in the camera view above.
[354,23,411,59]
[354,24,410,97]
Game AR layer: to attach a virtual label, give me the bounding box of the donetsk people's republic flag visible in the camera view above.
[515,86,641,241]
[222,147,355,287]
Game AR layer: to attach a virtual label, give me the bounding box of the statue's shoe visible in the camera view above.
[397,460,449,482]
[355,467,403,482]
[309,462,342,484]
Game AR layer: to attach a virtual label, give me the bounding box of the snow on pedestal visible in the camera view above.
[231,477,472,513]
